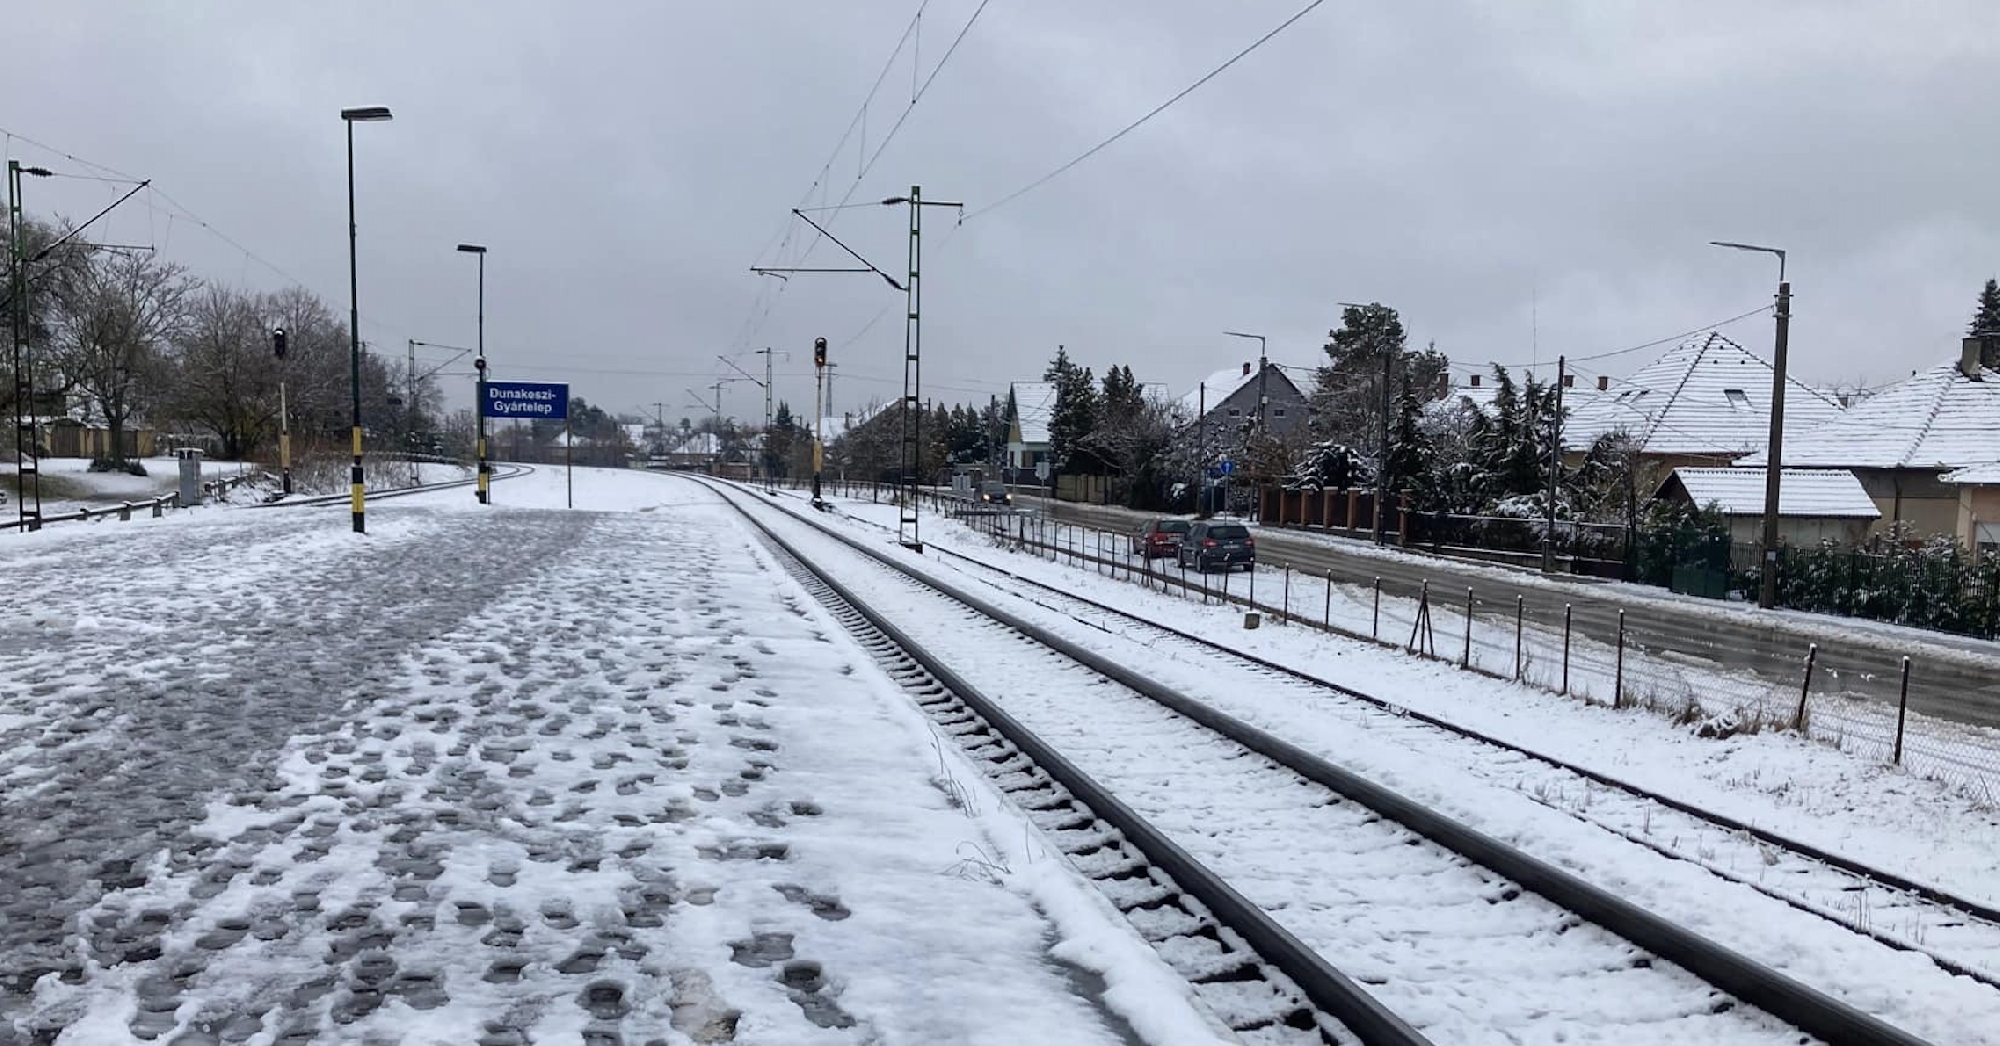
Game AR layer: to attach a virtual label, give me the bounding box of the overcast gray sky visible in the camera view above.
[6,1,1997,424]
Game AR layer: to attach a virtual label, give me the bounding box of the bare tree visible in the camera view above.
[162,285,274,458]
[47,251,191,464]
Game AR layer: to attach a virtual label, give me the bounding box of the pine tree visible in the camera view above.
[1381,382,1434,505]
[1973,278,2000,369]
[1043,347,1100,473]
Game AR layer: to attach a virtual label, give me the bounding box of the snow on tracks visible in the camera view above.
[717,487,1855,1046]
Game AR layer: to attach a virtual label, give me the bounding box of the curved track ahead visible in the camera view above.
[700,477,1936,1046]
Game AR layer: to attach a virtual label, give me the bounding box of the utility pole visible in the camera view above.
[1543,355,1566,573]
[1712,241,1790,609]
[720,351,782,491]
[406,338,417,451]
[1197,381,1208,517]
[9,160,51,531]
[1375,341,1394,546]
[883,186,963,553]
[761,347,774,490]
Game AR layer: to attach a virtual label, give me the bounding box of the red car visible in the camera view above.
[1129,518,1192,558]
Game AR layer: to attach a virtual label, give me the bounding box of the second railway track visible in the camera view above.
[701,478,1941,1046]
[821,492,2000,992]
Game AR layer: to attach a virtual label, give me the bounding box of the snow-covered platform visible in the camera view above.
[2,470,1205,1044]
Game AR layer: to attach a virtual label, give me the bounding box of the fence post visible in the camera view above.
[1372,577,1382,639]
[1324,569,1333,631]
[1463,587,1474,669]
[1793,643,1818,732]
[1247,559,1257,609]
[1893,656,1911,765]
[1223,565,1232,606]
[1181,558,1189,601]
[118,503,131,522]
[1514,595,1524,681]
[1614,610,1626,708]
[1561,603,1572,695]
[1282,564,1291,625]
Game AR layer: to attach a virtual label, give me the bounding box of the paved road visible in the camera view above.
[1007,495,2000,742]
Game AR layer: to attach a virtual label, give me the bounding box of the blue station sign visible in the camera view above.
[483,381,569,420]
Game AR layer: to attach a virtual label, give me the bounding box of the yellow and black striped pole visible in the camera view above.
[350,425,365,532]
[340,104,392,534]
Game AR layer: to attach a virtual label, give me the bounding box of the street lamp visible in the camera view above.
[457,243,488,504]
[1711,240,1790,609]
[8,160,52,532]
[341,105,392,534]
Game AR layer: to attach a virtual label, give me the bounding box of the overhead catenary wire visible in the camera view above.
[962,0,1331,223]
[1477,303,1774,371]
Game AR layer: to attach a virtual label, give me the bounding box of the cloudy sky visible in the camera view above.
[7,1,1998,425]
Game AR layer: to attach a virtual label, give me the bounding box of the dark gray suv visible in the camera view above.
[1179,521,1255,572]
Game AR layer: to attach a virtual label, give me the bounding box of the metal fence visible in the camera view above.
[947,504,2000,796]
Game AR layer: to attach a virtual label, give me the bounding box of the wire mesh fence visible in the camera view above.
[942,500,2000,796]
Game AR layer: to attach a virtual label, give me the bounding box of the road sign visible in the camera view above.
[1218,459,1234,476]
[483,381,569,420]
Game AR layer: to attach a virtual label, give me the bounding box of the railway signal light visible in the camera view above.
[272,327,287,359]
[814,336,828,369]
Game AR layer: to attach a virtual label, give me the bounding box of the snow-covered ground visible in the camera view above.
[2,456,255,515]
[2,467,1219,1045]
[727,485,2000,1044]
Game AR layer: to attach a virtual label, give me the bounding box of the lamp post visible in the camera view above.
[341,105,392,534]
[1223,330,1269,429]
[1711,240,1790,609]
[457,243,488,503]
[8,160,52,531]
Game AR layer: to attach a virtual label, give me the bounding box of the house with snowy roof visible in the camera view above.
[1562,332,1845,466]
[1006,381,1058,475]
[1740,337,2000,539]
[1658,467,1879,547]
[1174,359,1308,449]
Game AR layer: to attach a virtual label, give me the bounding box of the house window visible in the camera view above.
[1723,388,1752,412]
[1227,408,1241,418]
[1272,408,1287,419]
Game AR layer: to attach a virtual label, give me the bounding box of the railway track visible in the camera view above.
[263,462,532,508]
[700,478,1936,1046]
[796,490,2000,991]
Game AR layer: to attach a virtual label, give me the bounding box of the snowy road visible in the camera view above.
[3,470,1217,1044]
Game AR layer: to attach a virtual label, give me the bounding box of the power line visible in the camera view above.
[1478,303,1773,370]
[963,0,1329,222]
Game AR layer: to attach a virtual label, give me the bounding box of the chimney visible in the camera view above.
[1242,361,1252,377]
[1963,337,1985,380]
[1562,374,1575,389]
[1470,373,1482,388]
[1436,372,1449,398]
[1597,375,1609,391]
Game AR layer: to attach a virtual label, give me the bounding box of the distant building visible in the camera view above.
[1739,337,2000,538]
[1659,467,1880,547]
[1006,381,1057,476]
[1175,359,1307,442]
